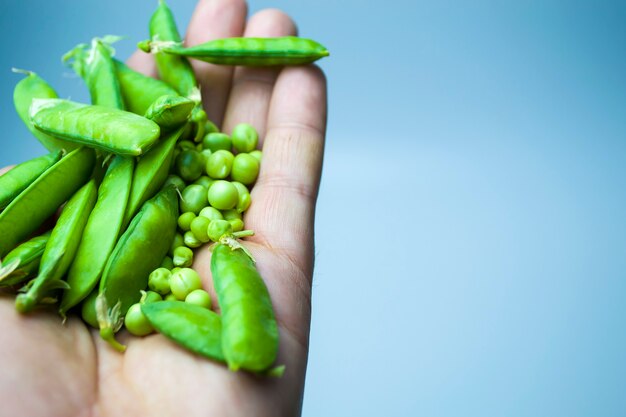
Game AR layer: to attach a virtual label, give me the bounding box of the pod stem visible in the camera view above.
[219,233,256,262]
[96,293,126,352]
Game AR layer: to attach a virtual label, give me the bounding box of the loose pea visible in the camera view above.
[231,153,260,185]
[229,218,245,232]
[205,119,219,135]
[185,289,212,309]
[193,175,214,189]
[163,174,186,192]
[169,268,202,300]
[175,149,204,182]
[141,290,163,304]
[207,219,233,242]
[231,123,259,153]
[177,140,196,152]
[148,267,172,295]
[124,303,154,336]
[231,181,252,213]
[199,206,223,221]
[177,212,196,231]
[164,293,178,301]
[189,216,211,243]
[180,184,208,214]
[160,256,174,270]
[169,232,184,257]
[184,230,202,248]
[222,209,242,221]
[207,180,238,210]
[196,143,204,152]
[205,150,234,179]
[249,150,262,162]
[202,132,231,152]
[173,246,194,267]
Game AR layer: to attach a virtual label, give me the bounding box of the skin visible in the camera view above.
[0,1,326,416]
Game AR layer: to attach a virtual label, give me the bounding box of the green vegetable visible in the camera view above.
[148,268,172,295]
[124,303,154,336]
[0,231,51,287]
[169,268,202,300]
[184,289,211,309]
[173,246,194,268]
[207,180,238,210]
[205,149,234,179]
[230,153,260,185]
[231,123,258,153]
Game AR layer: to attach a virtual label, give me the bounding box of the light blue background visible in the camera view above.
[2,1,625,416]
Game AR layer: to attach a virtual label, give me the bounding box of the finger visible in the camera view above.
[186,0,248,126]
[246,65,328,279]
[125,50,157,78]
[221,9,297,140]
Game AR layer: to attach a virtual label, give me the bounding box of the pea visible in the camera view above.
[199,206,224,221]
[160,256,174,270]
[173,246,194,267]
[183,230,202,248]
[189,216,211,243]
[205,119,219,135]
[205,150,234,179]
[164,293,178,302]
[141,290,163,304]
[230,153,260,185]
[231,181,252,213]
[148,267,171,295]
[231,123,259,153]
[207,180,238,210]
[169,268,202,300]
[185,289,212,309]
[180,184,208,214]
[169,232,184,257]
[202,132,231,152]
[163,174,186,192]
[193,175,214,189]
[228,218,245,232]
[207,219,233,242]
[222,209,242,221]
[177,212,196,231]
[124,303,154,336]
[175,149,204,182]
[177,140,196,152]
[249,150,262,162]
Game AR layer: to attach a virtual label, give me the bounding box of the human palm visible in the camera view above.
[0,1,327,416]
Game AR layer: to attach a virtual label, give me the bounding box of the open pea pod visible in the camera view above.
[60,156,134,316]
[30,99,160,156]
[0,147,95,259]
[98,185,178,351]
[0,150,62,210]
[0,231,51,287]
[15,180,98,313]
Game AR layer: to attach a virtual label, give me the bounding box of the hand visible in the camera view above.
[0,0,327,415]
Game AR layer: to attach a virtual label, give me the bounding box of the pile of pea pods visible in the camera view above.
[0,0,328,376]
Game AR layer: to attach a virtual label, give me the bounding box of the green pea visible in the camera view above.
[140,36,329,66]
[144,94,194,129]
[160,256,174,270]
[211,243,278,372]
[175,149,204,182]
[177,212,196,231]
[30,99,161,156]
[231,123,259,153]
[169,268,202,300]
[193,175,214,189]
[228,218,245,232]
[249,150,262,162]
[0,150,62,210]
[207,219,233,242]
[177,140,196,152]
[196,143,204,152]
[199,206,224,221]
[173,246,194,267]
[141,300,224,362]
[164,293,178,302]
[205,119,219,135]
[163,174,186,192]
[169,232,184,257]
[148,267,172,295]
[124,303,154,336]
[202,132,231,153]
[183,230,202,248]
[231,181,252,213]
[231,153,260,185]
[185,289,212,309]
[180,184,208,214]
[0,231,51,287]
[205,150,234,179]
[207,180,238,210]
[141,291,163,304]
[189,216,211,243]
[222,209,242,221]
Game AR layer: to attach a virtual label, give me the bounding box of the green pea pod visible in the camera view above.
[13,70,77,152]
[60,156,134,316]
[141,300,224,362]
[123,126,183,228]
[114,59,179,115]
[211,242,279,372]
[0,150,62,210]
[30,99,160,156]
[81,288,99,328]
[98,185,179,351]
[139,36,330,66]
[15,180,98,313]
[0,231,51,287]
[0,147,95,258]
[145,95,195,129]
[63,36,125,109]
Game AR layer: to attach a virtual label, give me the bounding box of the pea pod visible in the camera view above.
[138,36,330,66]
[63,36,125,109]
[30,99,160,156]
[211,242,279,372]
[15,180,98,313]
[0,231,51,287]
[145,95,194,129]
[141,301,225,362]
[114,59,179,115]
[0,147,95,258]
[122,126,183,228]
[98,186,179,351]
[59,156,134,316]
[0,150,62,210]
